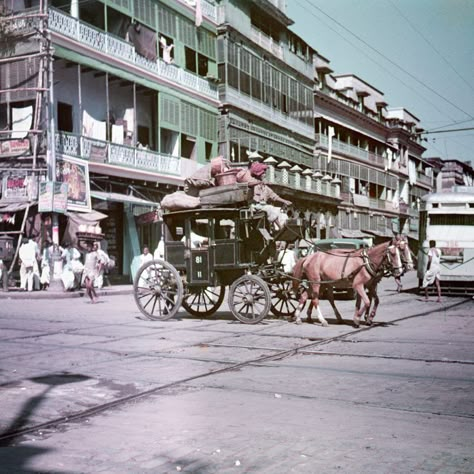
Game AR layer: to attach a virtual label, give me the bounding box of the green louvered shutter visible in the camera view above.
[160,94,180,130]
[181,102,199,137]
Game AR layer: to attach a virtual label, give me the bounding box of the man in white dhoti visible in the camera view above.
[422,240,442,303]
[19,238,39,292]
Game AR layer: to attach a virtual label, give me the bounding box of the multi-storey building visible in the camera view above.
[215,0,341,239]
[0,0,220,280]
[0,0,436,286]
[313,53,433,245]
[425,157,474,192]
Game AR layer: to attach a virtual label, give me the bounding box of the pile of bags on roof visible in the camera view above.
[161,153,292,217]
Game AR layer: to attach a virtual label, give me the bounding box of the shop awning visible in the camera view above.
[362,229,394,238]
[0,201,36,213]
[66,210,108,223]
[90,190,159,207]
[340,229,370,239]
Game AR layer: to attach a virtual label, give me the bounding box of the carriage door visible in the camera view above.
[186,217,213,285]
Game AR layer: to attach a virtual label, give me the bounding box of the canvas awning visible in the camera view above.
[0,201,36,213]
[340,229,370,239]
[362,228,393,238]
[90,190,159,207]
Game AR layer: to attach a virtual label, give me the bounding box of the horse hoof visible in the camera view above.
[295,319,302,325]
[322,321,329,327]
[366,319,373,326]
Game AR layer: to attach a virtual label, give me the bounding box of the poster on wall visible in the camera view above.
[38,181,53,212]
[55,156,91,212]
[1,173,38,202]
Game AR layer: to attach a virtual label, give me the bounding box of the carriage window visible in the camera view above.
[215,218,234,239]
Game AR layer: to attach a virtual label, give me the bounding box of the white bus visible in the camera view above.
[418,189,474,294]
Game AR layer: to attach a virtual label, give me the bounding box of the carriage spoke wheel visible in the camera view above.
[270,280,299,318]
[228,275,271,324]
[133,259,183,321]
[182,285,225,317]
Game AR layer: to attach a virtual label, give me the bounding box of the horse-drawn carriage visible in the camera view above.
[133,205,303,324]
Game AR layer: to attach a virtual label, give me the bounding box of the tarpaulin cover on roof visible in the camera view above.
[0,201,36,213]
[63,210,108,247]
[90,190,158,207]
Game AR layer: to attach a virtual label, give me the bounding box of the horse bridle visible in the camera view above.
[361,245,403,278]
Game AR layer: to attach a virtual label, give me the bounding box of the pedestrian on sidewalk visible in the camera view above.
[19,237,40,292]
[422,240,442,302]
[40,240,53,290]
[81,241,103,303]
[61,242,83,291]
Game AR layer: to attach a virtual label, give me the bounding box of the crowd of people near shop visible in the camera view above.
[17,237,112,302]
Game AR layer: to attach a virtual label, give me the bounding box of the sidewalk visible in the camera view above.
[0,283,133,299]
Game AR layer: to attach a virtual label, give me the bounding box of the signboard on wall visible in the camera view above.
[1,172,38,202]
[38,181,53,212]
[53,182,68,213]
[0,138,30,158]
[55,156,91,212]
[38,181,69,213]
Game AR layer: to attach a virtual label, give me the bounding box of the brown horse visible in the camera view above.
[292,240,403,327]
[354,235,414,323]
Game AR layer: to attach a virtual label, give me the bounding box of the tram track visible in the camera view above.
[1,298,472,445]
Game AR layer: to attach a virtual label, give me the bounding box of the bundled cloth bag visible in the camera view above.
[184,156,230,196]
[161,191,201,211]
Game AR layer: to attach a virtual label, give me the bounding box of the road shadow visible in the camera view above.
[0,373,91,448]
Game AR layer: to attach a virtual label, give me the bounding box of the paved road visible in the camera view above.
[0,273,473,473]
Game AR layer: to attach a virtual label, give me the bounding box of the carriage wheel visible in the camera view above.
[133,259,183,321]
[228,275,271,324]
[270,280,299,318]
[182,285,225,317]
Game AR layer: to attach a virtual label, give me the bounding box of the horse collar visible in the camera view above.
[362,248,378,278]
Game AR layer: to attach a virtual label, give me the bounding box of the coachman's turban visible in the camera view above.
[250,162,268,178]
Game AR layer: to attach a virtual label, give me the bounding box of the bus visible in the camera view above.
[418,189,474,294]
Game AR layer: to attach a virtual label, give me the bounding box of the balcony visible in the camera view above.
[316,134,387,167]
[48,8,218,101]
[225,88,313,138]
[250,26,283,60]
[269,168,339,199]
[55,131,198,179]
[176,0,217,23]
[417,173,432,187]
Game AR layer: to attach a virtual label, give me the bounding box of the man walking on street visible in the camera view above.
[422,240,442,303]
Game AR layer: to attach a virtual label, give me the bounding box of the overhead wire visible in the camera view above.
[296,0,474,120]
[292,0,459,122]
[387,0,474,94]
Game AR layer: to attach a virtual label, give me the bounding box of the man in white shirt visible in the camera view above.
[19,238,39,291]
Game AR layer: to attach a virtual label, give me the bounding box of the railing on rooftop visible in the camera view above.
[55,131,186,177]
[48,8,218,101]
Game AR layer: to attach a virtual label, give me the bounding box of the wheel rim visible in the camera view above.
[270,280,299,317]
[182,286,225,317]
[133,259,183,321]
[229,275,271,324]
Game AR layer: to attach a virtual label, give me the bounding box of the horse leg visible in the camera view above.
[294,288,309,325]
[366,286,379,326]
[353,284,371,328]
[306,300,314,324]
[326,285,344,324]
[309,288,328,327]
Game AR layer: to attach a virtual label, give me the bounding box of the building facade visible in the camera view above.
[0,0,220,280]
[1,0,437,287]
